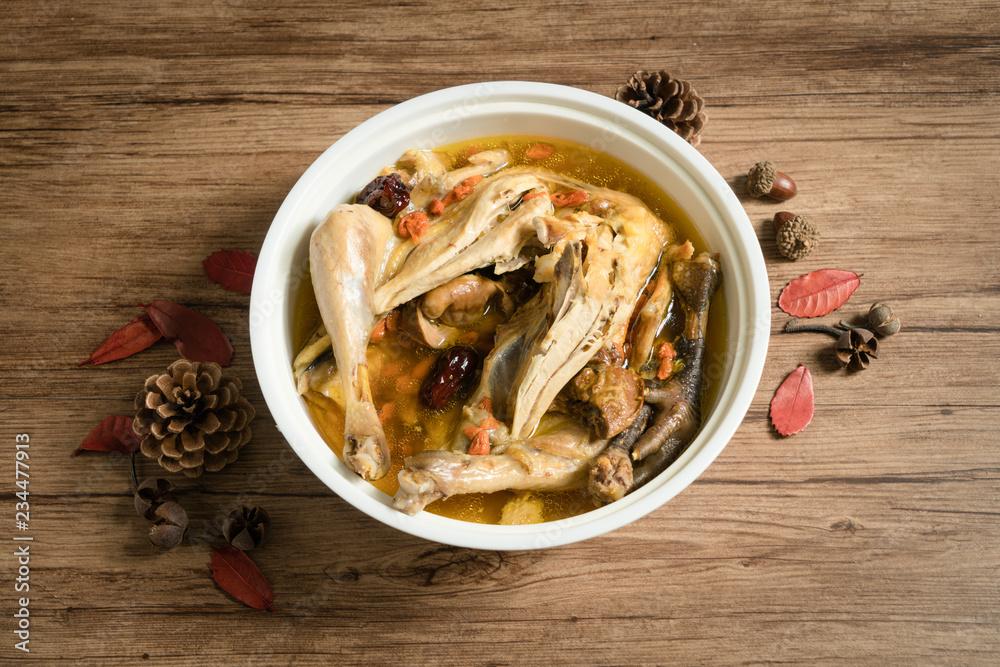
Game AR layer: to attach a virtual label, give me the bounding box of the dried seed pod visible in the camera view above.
[134,477,177,521]
[835,328,879,371]
[223,505,271,551]
[868,302,900,336]
[148,501,188,550]
[785,319,880,372]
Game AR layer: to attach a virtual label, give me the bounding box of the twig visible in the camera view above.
[129,452,138,492]
[784,318,841,338]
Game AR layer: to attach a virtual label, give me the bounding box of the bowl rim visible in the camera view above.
[250,81,770,550]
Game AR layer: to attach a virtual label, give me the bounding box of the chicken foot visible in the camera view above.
[628,240,694,373]
[588,252,721,499]
[631,253,720,461]
[587,404,652,504]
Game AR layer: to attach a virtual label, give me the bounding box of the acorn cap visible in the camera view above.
[775,214,819,261]
[747,161,777,197]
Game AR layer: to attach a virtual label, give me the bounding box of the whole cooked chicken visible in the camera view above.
[295,138,722,521]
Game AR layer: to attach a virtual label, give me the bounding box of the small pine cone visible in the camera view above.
[133,360,255,477]
[615,69,707,147]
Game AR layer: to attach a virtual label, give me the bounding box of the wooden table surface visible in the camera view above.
[3,1,998,664]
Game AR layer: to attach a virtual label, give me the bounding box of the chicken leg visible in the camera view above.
[310,204,396,480]
[394,421,605,515]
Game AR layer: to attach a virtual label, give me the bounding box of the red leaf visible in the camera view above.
[146,299,234,366]
[210,545,275,611]
[203,249,257,294]
[79,313,163,366]
[769,364,815,437]
[73,415,141,456]
[778,269,861,318]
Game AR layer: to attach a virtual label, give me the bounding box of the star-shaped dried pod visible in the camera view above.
[835,328,879,371]
[223,505,270,551]
[148,501,188,550]
[784,319,881,372]
[134,477,177,521]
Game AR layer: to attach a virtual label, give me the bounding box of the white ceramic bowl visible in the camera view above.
[250,82,769,550]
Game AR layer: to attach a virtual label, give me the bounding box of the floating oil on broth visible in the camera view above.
[295,135,728,524]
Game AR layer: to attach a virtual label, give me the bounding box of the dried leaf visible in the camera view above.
[769,364,815,437]
[778,269,861,318]
[73,415,142,456]
[210,545,275,611]
[78,313,163,366]
[203,249,257,294]
[146,299,234,366]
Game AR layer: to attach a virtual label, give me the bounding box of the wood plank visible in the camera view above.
[1,0,999,663]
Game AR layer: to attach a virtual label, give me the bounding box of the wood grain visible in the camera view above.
[2,0,999,664]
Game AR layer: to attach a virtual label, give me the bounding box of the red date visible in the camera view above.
[356,173,410,217]
[420,346,479,410]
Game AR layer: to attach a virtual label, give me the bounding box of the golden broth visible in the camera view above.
[294,135,728,524]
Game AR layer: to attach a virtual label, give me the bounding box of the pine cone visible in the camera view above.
[615,70,707,147]
[133,360,255,477]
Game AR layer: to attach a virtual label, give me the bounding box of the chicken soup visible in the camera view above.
[293,136,725,524]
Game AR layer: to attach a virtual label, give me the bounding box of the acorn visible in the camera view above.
[747,161,797,200]
[868,303,900,336]
[775,214,819,261]
[773,211,796,233]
